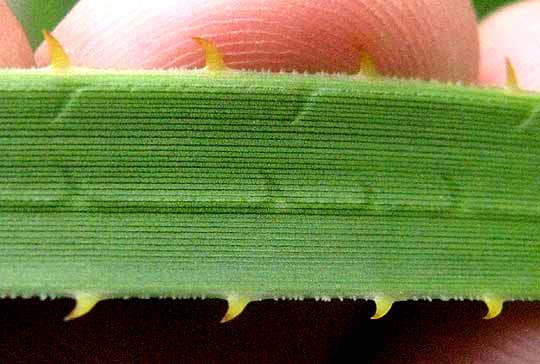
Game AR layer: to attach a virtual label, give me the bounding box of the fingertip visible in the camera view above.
[0,0,35,68]
[479,1,540,90]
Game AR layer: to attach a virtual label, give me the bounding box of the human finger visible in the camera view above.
[35,0,478,82]
[479,0,540,90]
[0,0,35,68]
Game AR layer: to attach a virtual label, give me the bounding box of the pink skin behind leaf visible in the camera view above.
[479,0,540,90]
[34,0,478,83]
[0,0,35,68]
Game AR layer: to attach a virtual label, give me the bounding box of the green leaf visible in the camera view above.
[1,69,539,310]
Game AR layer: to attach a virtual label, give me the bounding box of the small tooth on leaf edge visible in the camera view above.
[192,37,228,72]
[43,30,71,71]
[505,57,520,91]
[221,295,251,323]
[357,50,379,78]
[64,292,102,321]
[482,297,504,319]
[371,297,394,319]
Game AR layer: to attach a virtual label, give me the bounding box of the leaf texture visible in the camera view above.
[0,71,539,302]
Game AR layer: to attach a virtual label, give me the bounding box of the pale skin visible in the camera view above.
[1,0,540,361]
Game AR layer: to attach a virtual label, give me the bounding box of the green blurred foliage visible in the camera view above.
[6,0,78,49]
[5,0,522,50]
[473,0,518,18]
